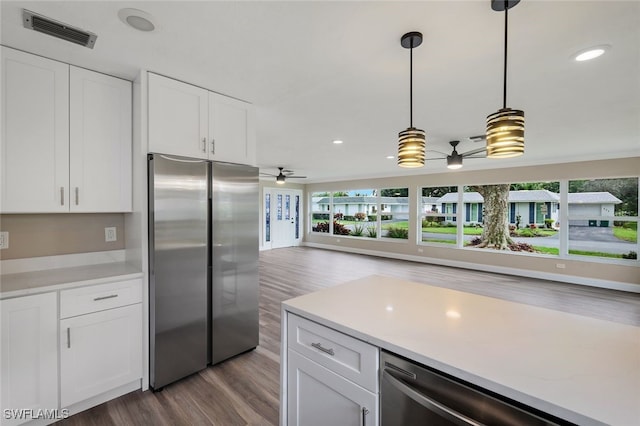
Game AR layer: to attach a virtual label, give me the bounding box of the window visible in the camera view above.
[332,189,376,237]
[568,177,638,261]
[380,188,409,240]
[311,192,331,233]
[420,186,458,245]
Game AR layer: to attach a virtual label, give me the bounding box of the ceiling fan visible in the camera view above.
[427,137,487,169]
[260,167,307,184]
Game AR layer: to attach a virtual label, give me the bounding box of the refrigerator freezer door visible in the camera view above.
[149,154,209,389]
[210,162,259,364]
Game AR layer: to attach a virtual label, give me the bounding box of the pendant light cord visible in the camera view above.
[503,0,508,109]
[410,43,413,127]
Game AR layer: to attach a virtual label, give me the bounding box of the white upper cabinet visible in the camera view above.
[148,73,209,159]
[70,66,132,212]
[147,72,255,165]
[1,46,70,212]
[0,47,132,213]
[209,92,256,165]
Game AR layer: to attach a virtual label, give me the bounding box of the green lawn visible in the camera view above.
[382,221,408,230]
[421,226,482,235]
[531,246,626,259]
[613,226,637,242]
[422,238,456,244]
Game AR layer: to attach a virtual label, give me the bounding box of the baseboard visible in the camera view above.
[302,242,640,293]
[65,380,141,418]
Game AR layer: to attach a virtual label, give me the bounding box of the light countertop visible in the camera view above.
[283,274,640,426]
[0,262,143,299]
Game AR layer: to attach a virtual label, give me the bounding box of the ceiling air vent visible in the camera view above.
[23,9,97,49]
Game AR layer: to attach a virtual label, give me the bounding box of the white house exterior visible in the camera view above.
[567,192,622,227]
[315,196,410,220]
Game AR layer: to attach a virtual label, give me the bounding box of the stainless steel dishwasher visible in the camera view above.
[380,350,573,426]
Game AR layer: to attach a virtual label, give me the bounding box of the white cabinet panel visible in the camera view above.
[148,73,208,159]
[1,46,69,212]
[209,92,255,165]
[287,349,378,426]
[147,73,255,165]
[1,292,58,426]
[60,303,142,407]
[69,67,132,212]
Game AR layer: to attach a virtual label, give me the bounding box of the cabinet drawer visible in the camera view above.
[287,313,378,392]
[60,278,142,318]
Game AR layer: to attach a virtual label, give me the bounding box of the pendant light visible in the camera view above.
[398,32,426,168]
[486,0,525,158]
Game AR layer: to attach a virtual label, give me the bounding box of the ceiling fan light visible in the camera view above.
[447,153,463,169]
[276,174,286,184]
[486,107,524,158]
[398,127,426,168]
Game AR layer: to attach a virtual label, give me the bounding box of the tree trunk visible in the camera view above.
[472,184,513,250]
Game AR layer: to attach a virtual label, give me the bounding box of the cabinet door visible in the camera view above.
[1,46,69,212]
[209,92,255,165]
[60,304,142,407]
[69,66,132,212]
[148,73,208,159]
[287,349,378,426]
[1,293,58,426]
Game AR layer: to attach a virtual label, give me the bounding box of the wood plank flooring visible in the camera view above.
[56,247,640,426]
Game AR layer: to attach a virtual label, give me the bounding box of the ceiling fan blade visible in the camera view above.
[260,173,277,177]
[426,150,449,156]
[287,175,307,179]
[468,135,486,143]
[426,157,446,161]
[461,147,487,157]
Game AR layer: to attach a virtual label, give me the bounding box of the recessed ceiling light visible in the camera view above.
[332,140,343,144]
[386,155,395,159]
[118,8,156,32]
[573,45,610,62]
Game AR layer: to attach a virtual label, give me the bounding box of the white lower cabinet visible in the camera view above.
[285,313,379,426]
[1,293,58,426]
[60,303,142,407]
[287,350,378,426]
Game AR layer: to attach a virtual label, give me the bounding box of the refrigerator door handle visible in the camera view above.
[158,154,208,164]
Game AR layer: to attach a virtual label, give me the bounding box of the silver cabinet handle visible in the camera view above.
[210,138,215,155]
[60,187,64,205]
[75,187,79,205]
[361,407,369,426]
[311,342,335,356]
[201,137,207,152]
[67,327,71,348]
[383,368,480,425]
[94,294,118,301]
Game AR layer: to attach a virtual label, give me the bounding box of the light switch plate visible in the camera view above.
[105,227,117,242]
[0,232,8,249]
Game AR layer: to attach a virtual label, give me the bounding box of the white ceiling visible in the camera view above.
[2,1,639,183]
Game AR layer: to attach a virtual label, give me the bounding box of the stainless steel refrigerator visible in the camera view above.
[148,153,259,390]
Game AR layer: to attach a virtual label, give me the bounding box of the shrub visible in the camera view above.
[528,223,538,230]
[352,224,364,236]
[468,237,482,246]
[354,212,367,221]
[508,242,537,252]
[516,228,537,237]
[333,221,351,235]
[312,221,350,235]
[334,213,344,221]
[312,213,330,220]
[445,222,456,228]
[312,221,330,233]
[422,219,439,228]
[368,215,377,222]
[386,226,408,239]
[623,222,638,230]
[381,214,393,221]
[343,215,355,222]
[544,218,555,229]
[622,251,637,260]
[366,226,377,238]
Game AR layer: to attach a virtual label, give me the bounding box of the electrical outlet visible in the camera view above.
[0,232,8,249]
[105,227,117,242]
[417,248,424,253]
[336,238,341,243]
[556,263,566,269]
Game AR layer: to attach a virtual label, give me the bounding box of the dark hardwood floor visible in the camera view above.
[56,247,640,425]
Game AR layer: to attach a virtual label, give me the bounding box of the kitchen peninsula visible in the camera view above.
[280,275,640,426]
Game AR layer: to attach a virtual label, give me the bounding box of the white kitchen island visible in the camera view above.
[280,275,640,426]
